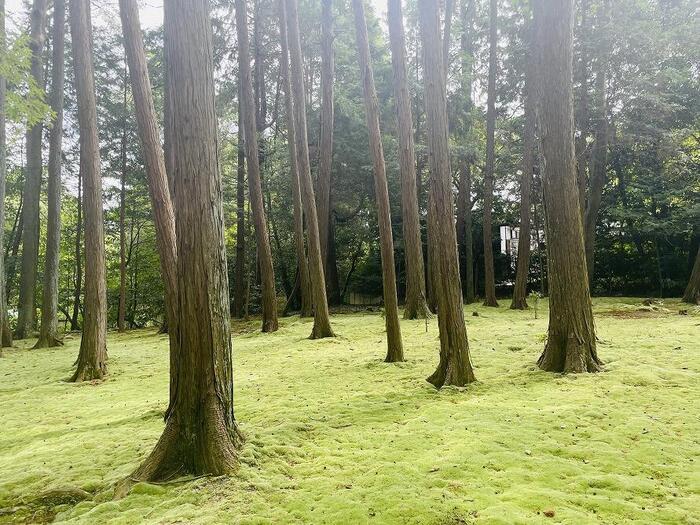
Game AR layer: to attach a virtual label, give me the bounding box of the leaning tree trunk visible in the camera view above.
[278,0,312,317]
[419,0,475,387]
[285,0,335,338]
[510,17,535,311]
[482,0,499,307]
[683,246,700,304]
[352,0,404,362]
[0,0,6,354]
[69,0,108,382]
[34,0,65,348]
[387,0,429,320]
[235,0,278,333]
[119,0,179,416]
[533,0,600,374]
[126,0,243,484]
[16,0,49,339]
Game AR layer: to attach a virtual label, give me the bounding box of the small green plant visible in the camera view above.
[528,291,543,319]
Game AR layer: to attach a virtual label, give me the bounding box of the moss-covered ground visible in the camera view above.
[0,298,698,524]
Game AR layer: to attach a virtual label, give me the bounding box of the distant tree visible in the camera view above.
[533,0,601,373]
[34,0,65,348]
[16,0,49,339]
[69,0,108,381]
[481,0,499,308]
[118,64,128,333]
[419,0,476,387]
[233,104,247,319]
[129,0,243,481]
[387,0,429,320]
[352,0,404,362]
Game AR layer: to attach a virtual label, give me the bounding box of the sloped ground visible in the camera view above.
[0,298,698,524]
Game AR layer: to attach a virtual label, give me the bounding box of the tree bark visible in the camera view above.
[574,0,590,217]
[16,0,49,339]
[278,0,312,317]
[482,0,498,307]
[70,169,82,331]
[442,0,453,84]
[352,0,404,362]
[127,0,243,483]
[118,63,128,333]
[387,0,429,320]
[119,0,179,415]
[233,106,247,319]
[419,0,475,387]
[510,16,535,310]
[0,0,6,354]
[69,0,108,382]
[285,0,335,338]
[533,0,600,374]
[683,246,700,304]
[34,0,65,348]
[235,0,279,333]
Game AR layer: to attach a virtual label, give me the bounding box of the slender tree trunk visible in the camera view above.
[285,0,335,338]
[683,246,700,304]
[419,0,475,387]
[34,0,65,348]
[234,107,247,319]
[119,0,179,415]
[126,0,243,484]
[278,0,312,317]
[69,0,108,382]
[574,0,590,216]
[387,0,429,319]
[70,170,82,331]
[482,0,499,307]
[235,0,278,333]
[352,0,404,362]
[0,0,6,354]
[118,64,128,333]
[16,0,49,339]
[533,0,600,374]
[510,16,535,310]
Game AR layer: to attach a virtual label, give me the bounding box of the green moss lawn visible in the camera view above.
[1,298,698,524]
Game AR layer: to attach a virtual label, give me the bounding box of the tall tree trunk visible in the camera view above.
[419,0,475,387]
[456,0,474,304]
[0,0,7,354]
[70,169,82,331]
[119,0,179,416]
[574,0,590,216]
[285,0,335,338]
[683,246,700,304]
[482,0,498,307]
[387,0,429,319]
[533,0,600,374]
[235,0,278,333]
[16,0,49,339]
[278,0,312,317]
[34,0,65,348]
[352,0,404,362]
[442,0,453,83]
[233,107,247,318]
[118,63,128,333]
[126,0,243,484]
[510,15,535,310]
[69,0,108,382]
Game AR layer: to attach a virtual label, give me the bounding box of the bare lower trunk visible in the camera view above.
[683,246,700,304]
[35,0,65,348]
[387,0,428,320]
[69,0,108,382]
[235,0,278,333]
[16,0,49,339]
[127,0,242,484]
[419,0,475,387]
[118,64,128,333]
[70,171,82,331]
[533,0,600,374]
[233,108,246,318]
[285,0,335,338]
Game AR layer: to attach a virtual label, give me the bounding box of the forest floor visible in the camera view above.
[0,297,698,524]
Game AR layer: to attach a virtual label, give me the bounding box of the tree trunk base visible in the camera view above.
[537,333,602,373]
[427,359,476,388]
[32,335,65,349]
[403,299,431,320]
[510,297,529,310]
[483,298,499,307]
[2,321,14,348]
[70,359,107,382]
[309,320,335,339]
[384,344,405,363]
[261,319,279,333]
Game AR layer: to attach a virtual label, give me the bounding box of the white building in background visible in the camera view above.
[500,225,543,259]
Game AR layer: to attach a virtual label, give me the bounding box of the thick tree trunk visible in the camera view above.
[118,65,128,333]
[533,0,600,374]
[278,0,312,317]
[235,0,278,333]
[119,0,179,416]
[482,0,499,307]
[574,0,590,216]
[442,0,453,83]
[510,19,535,311]
[419,0,475,387]
[352,0,404,362]
[0,0,6,354]
[127,0,243,483]
[387,0,429,320]
[34,0,65,348]
[683,246,700,304]
[233,107,247,319]
[69,0,108,382]
[70,170,82,331]
[285,0,335,338]
[16,0,49,339]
